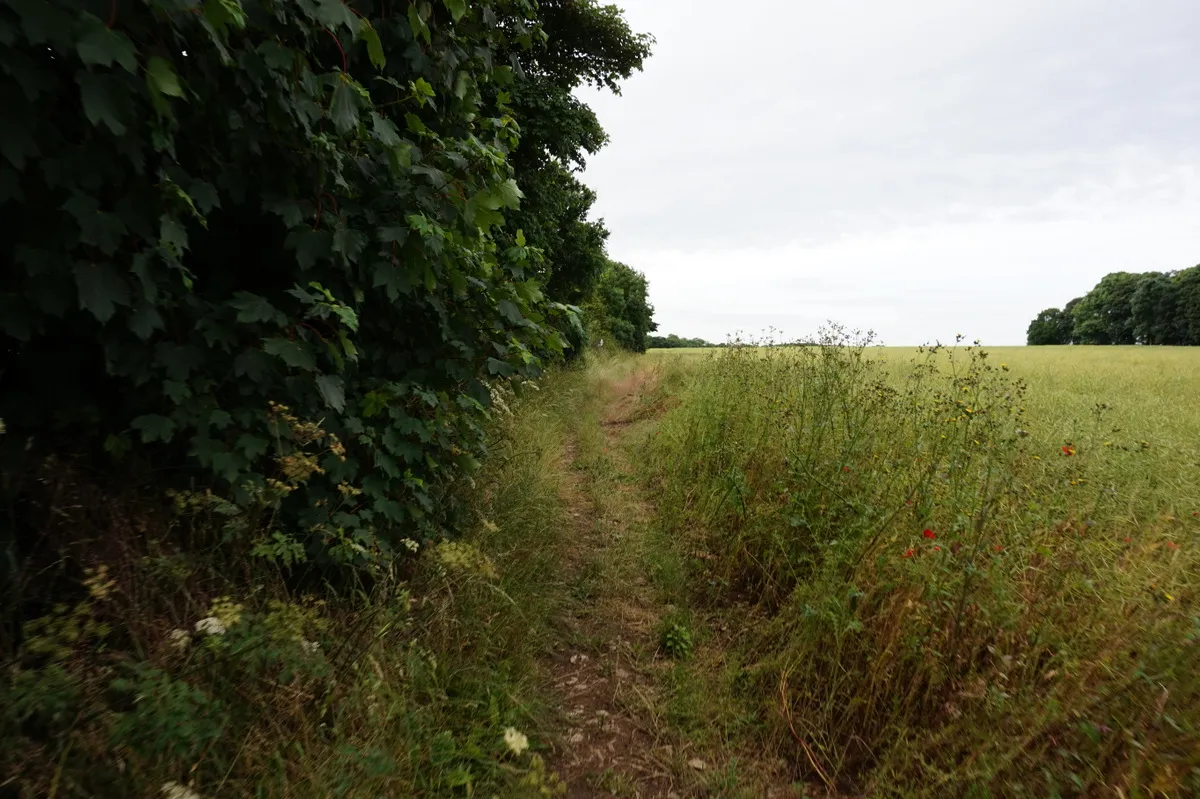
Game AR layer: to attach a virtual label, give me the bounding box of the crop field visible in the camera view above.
[639,340,1200,794]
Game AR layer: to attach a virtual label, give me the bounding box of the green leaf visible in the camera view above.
[145,56,184,118]
[230,292,284,325]
[443,0,467,22]
[413,78,435,99]
[494,178,523,209]
[203,0,248,33]
[73,262,129,322]
[128,302,164,340]
[131,414,176,443]
[63,193,126,254]
[264,338,317,371]
[497,299,523,324]
[360,21,386,69]
[370,113,400,146]
[315,375,346,412]
[332,226,367,261]
[76,25,137,73]
[78,72,126,135]
[237,434,269,461]
[329,79,360,134]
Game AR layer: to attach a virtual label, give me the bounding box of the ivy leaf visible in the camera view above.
[131,414,176,443]
[230,292,284,324]
[315,374,346,412]
[443,0,467,22]
[370,113,400,146]
[146,57,184,98]
[73,261,129,322]
[359,20,386,69]
[329,79,360,134]
[78,72,126,135]
[264,338,317,371]
[63,193,126,254]
[332,226,367,262]
[128,302,164,340]
[203,0,248,33]
[76,24,137,73]
[497,299,524,324]
[237,434,269,461]
[146,56,184,117]
[494,178,523,209]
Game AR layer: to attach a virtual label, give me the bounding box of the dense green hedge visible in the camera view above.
[0,0,590,571]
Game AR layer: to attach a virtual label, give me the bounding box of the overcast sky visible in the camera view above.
[577,0,1200,345]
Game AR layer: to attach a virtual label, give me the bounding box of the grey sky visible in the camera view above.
[578,0,1200,345]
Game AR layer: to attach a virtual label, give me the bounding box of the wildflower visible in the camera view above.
[195,617,226,636]
[168,629,191,651]
[301,640,320,654]
[903,548,915,558]
[842,466,851,472]
[1166,541,1179,551]
[992,545,1003,553]
[1123,537,1132,543]
[503,727,529,756]
[161,783,203,799]
[933,545,942,552]
[1061,445,1076,457]
[923,529,935,539]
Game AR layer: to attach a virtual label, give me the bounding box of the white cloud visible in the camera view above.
[574,0,1200,343]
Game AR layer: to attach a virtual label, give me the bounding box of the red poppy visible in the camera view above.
[842,466,851,472]
[932,545,942,552]
[1167,541,1179,551]
[923,529,935,539]
[993,545,1003,553]
[1061,445,1076,456]
[903,548,915,558]
[1123,537,1132,543]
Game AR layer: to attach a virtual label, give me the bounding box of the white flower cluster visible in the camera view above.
[161,782,203,799]
[300,639,320,654]
[194,617,226,636]
[168,629,191,651]
[503,727,529,756]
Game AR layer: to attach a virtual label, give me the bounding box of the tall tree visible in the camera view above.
[588,261,656,352]
[504,1,653,307]
[1174,265,1200,345]
[1131,273,1180,345]
[1026,307,1073,345]
[1070,272,1143,344]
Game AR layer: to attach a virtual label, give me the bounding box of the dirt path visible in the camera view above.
[543,365,686,798]
[540,362,813,799]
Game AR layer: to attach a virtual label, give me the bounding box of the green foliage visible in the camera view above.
[659,620,694,660]
[586,260,657,352]
[0,0,596,573]
[1031,266,1200,345]
[648,334,717,349]
[501,0,653,318]
[1026,306,1074,345]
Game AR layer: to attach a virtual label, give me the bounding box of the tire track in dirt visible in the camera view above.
[544,366,685,798]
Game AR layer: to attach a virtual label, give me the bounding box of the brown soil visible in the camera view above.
[543,365,684,798]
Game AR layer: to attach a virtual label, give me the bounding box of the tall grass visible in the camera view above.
[646,331,1199,796]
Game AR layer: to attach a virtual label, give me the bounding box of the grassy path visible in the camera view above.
[539,360,803,799]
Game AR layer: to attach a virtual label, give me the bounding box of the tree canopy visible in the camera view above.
[1028,266,1200,345]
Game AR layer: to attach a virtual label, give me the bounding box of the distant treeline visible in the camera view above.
[1028,265,1200,345]
[647,334,718,349]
